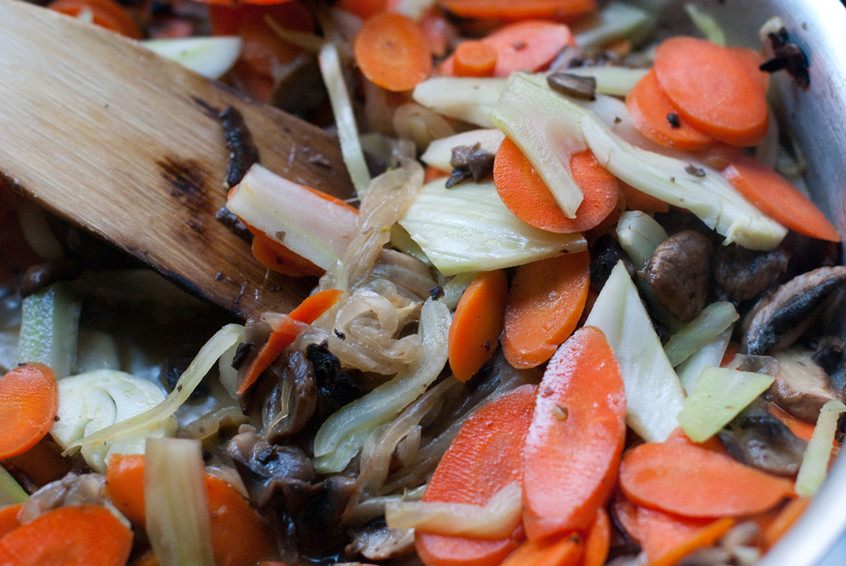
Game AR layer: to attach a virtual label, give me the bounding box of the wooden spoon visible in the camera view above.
[0,0,354,320]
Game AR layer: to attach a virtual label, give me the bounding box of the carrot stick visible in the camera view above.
[653,36,769,147]
[522,326,626,539]
[0,363,59,460]
[354,12,432,92]
[415,384,537,566]
[453,40,498,77]
[494,140,619,234]
[438,0,596,20]
[625,69,713,151]
[448,269,508,382]
[0,505,133,565]
[762,496,811,549]
[769,403,815,442]
[582,508,611,566]
[722,154,840,242]
[48,0,142,38]
[238,288,344,395]
[499,532,584,566]
[618,441,794,518]
[0,503,23,540]
[643,515,735,566]
[501,252,590,369]
[439,20,575,78]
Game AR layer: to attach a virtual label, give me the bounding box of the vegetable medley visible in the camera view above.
[1,0,845,565]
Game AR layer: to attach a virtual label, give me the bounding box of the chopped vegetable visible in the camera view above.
[413,76,507,127]
[795,400,846,497]
[0,468,28,506]
[354,12,432,92]
[0,363,58,460]
[16,284,81,379]
[48,0,141,38]
[614,210,668,268]
[663,301,739,367]
[437,0,596,20]
[498,532,584,566]
[141,36,242,79]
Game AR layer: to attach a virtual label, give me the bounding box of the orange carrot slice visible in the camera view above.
[354,12,432,92]
[0,505,133,566]
[625,69,713,151]
[582,508,611,566]
[619,181,670,214]
[522,326,626,539]
[501,252,590,369]
[250,229,324,278]
[238,288,344,395]
[439,20,575,78]
[448,269,508,382]
[438,0,596,21]
[0,503,23,540]
[453,40,498,77]
[0,363,59,460]
[762,496,811,549]
[499,531,584,566]
[48,0,141,38]
[415,384,537,566]
[639,509,734,566]
[722,154,840,242]
[619,441,794,518]
[105,453,148,526]
[653,36,769,147]
[494,139,619,233]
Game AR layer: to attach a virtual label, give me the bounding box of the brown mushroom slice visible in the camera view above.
[740,266,846,355]
[346,523,416,562]
[641,229,713,322]
[712,244,788,303]
[719,403,807,476]
[262,349,318,443]
[770,346,845,422]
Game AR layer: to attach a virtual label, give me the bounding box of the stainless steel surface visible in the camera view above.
[658,1,846,564]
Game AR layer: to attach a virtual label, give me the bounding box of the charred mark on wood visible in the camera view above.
[158,156,211,213]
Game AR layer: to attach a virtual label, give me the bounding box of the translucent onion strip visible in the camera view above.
[796,400,846,497]
[385,482,522,539]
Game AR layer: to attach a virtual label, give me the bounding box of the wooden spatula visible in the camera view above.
[0,0,355,320]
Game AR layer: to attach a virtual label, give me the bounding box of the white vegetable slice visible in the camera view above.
[420,129,505,172]
[51,369,174,472]
[796,400,846,497]
[17,284,81,379]
[226,163,359,272]
[663,301,739,367]
[584,261,685,442]
[676,366,774,442]
[562,66,649,97]
[676,328,732,393]
[572,0,654,48]
[412,77,507,128]
[615,210,668,269]
[141,36,242,79]
[397,179,586,275]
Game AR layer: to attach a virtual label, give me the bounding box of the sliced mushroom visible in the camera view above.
[346,522,416,562]
[740,266,846,355]
[641,229,713,322]
[719,402,807,476]
[19,472,118,524]
[712,244,788,303]
[770,346,844,422]
[262,349,318,443]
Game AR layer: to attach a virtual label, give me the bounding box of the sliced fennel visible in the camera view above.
[385,482,521,539]
[145,438,215,566]
[683,3,726,46]
[50,369,174,472]
[226,163,359,272]
[397,179,586,275]
[65,324,244,463]
[141,36,241,79]
[676,328,732,393]
[0,466,28,505]
[313,299,450,473]
[16,283,81,379]
[319,42,371,194]
[420,129,505,172]
[562,66,649,97]
[490,73,587,218]
[584,261,685,442]
[572,1,654,48]
[615,210,668,268]
[412,77,507,128]
[663,301,739,367]
[676,367,774,442]
[796,400,846,497]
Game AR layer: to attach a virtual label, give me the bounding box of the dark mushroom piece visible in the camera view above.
[346,522,416,562]
[261,349,318,443]
[740,266,846,355]
[641,229,713,322]
[712,244,788,303]
[770,346,845,423]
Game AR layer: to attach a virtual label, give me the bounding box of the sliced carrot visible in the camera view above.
[415,384,537,566]
[448,269,508,382]
[722,154,840,242]
[48,0,141,38]
[762,496,811,549]
[499,532,584,566]
[691,142,744,171]
[238,288,344,395]
[653,36,769,147]
[731,46,770,92]
[642,512,734,566]
[0,363,59,460]
[501,251,590,369]
[354,12,432,92]
[582,508,611,566]
[522,326,626,539]
[618,441,795,518]
[439,20,574,78]
[438,0,596,21]
[619,181,670,214]
[105,453,148,526]
[0,505,133,565]
[769,403,815,442]
[335,0,387,19]
[250,229,324,278]
[494,140,619,233]
[453,40,498,77]
[0,503,23,540]
[625,69,713,151]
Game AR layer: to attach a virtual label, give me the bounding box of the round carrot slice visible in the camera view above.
[354,12,432,92]
[0,363,59,460]
[653,36,769,147]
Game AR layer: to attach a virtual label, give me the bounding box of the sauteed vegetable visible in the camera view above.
[1,1,844,565]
